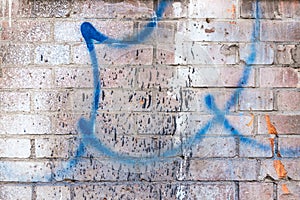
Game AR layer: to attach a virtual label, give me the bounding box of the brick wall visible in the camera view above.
[0,0,299,199]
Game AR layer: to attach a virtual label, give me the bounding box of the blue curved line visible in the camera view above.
[65,0,299,169]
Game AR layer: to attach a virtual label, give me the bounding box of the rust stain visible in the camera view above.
[265,115,278,135]
[269,138,275,156]
[205,27,215,33]
[246,113,254,127]
[273,160,287,179]
[282,184,290,194]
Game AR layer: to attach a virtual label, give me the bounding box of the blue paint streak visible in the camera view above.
[60,0,298,171]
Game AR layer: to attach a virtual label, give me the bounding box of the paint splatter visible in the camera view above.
[273,160,287,179]
[282,184,290,194]
[265,115,278,135]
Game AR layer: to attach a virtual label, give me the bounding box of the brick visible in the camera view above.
[0,91,30,112]
[52,158,180,182]
[240,43,274,64]
[291,45,300,64]
[36,185,71,200]
[175,42,236,65]
[172,183,236,200]
[73,44,153,66]
[182,89,238,112]
[187,159,258,180]
[101,67,136,88]
[54,68,93,88]
[35,137,75,158]
[19,0,72,18]
[187,136,237,158]
[184,20,253,42]
[188,0,237,19]
[279,137,300,158]
[1,20,51,42]
[0,138,31,158]
[0,114,51,134]
[0,44,32,66]
[52,113,81,135]
[239,135,273,158]
[241,0,300,19]
[71,0,154,19]
[137,66,176,89]
[138,21,176,44]
[162,1,188,18]
[258,115,300,135]
[278,182,300,200]
[260,67,298,88]
[136,113,176,135]
[35,45,70,65]
[277,90,300,111]
[276,45,296,64]
[239,182,274,200]
[0,68,52,89]
[0,161,51,182]
[260,159,300,180]
[261,21,300,42]
[239,89,274,111]
[33,90,72,111]
[177,66,255,88]
[155,90,181,112]
[54,21,133,42]
[0,185,32,200]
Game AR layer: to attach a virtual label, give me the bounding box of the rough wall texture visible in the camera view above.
[0,0,299,199]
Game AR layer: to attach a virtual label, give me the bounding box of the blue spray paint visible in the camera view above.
[60,0,298,171]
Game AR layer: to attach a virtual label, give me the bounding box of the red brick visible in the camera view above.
[71,0,154,19]
[177,66,255,88]
[1,20,51,42]
[260,159,300,180]
[277,90,300,111]
[0,161,51,182]
[35,45,70,65]
[0,44,32,66]
[182,89,238,112]
[36,185,71,200]
[73,44,153,66]
[137,66,176,89]
[239,89,274,111]
[189,0,237,19]
[188,136,237,158]
[136,113,176,135]
[279,137,300,158]
[278,182,300,200]
[0,138,31,158]
[0,91,30,112]
[35,136,75,158]
[101,67,136,89]
[54,68,93,89]
[0,68,52,89]
[185,20,253,42]
[260,67,298,88]
[0,114,51,135]
[239,135,273,158]
[188,159,258,181]
[33,90,72,111]
[0,185,32,200]
[240,43,275,64]
[258,115,300,135]
[54,21,133,42]
[276,45,296,65]
[239,182,274,200]
[261,21,300,42]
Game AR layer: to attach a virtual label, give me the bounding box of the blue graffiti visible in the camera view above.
[61,0,298,171]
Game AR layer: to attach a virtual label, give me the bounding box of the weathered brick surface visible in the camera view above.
[0,0,299,199]
[239,182,274,200]
[0,185,32,200]
[36,185,71,200]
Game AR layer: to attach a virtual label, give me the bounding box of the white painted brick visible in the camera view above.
[0,139,31,158]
